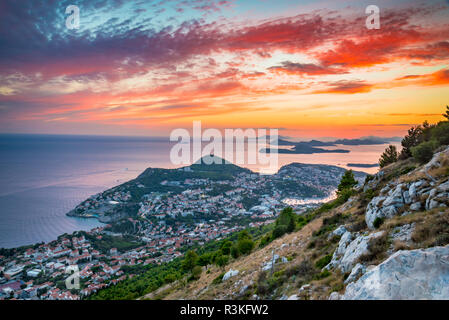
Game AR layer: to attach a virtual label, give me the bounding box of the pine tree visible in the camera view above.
[379,145,398,168]
[400,125,423,159]
[181,250,198,272]
[337,170,357,195]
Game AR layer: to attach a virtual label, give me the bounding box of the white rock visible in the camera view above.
[287,294,299,300]
[410,202,422,211]
[344,263,366,284]
[429,199,441,210]
[390,223,415,243]
[403,191,412,204]
[298,284,311,293]
[328,292,341,300]
[223,269,239,281]
[338,231,385,273]
[342,245,449,300]
[326,231,353,269]
[332,226,348,237]
[437,180,449,192]
[328,231,385,273]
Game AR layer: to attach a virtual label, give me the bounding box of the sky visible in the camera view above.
[0,0,448,139]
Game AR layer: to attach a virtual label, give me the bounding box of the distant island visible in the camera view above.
[347,163,380,168]
[262,144,350,154]
[263,137,395,155]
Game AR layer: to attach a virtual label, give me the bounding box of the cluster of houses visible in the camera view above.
[138,173,284,220]
[0,228,182,300]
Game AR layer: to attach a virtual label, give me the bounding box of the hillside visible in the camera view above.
[139,145,449,300]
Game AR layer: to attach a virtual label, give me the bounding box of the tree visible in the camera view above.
[181,250,198,272]
[214,253,229,268]
[337,170,358,195]
[272,225,288,239]
[276,207,293,226]
[237,230,251,242]
[198,253,212,268]
[432,122,449,146]
[379,145,398,168]
[164,273,177,284]
[400,126,423,159]
[443,105,449,120]
[220,241,233,255]
[237,238,254,255]
[230,245,240,259]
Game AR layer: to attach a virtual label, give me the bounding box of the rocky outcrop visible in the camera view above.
[261,254,288,271]
[326,231,385,273]
[341,245,449,300]
[364,146,449,229]
[365,178,448,229]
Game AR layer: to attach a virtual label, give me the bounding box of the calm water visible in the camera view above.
[0,134,397,248]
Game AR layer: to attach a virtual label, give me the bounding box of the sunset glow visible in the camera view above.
[0,0,448,138]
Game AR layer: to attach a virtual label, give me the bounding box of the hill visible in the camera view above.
[132,145,448,300]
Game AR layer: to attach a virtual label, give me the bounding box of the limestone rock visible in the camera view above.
[327,231,385,273]
[341,245,449,300]
[410,202,422,211]
[344,263,366,284]
[223,269,239,281]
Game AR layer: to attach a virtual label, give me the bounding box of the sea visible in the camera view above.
[0,134,399,248]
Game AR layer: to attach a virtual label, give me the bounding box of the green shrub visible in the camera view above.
[411,141,436,164]
[230,245,240,259]
[192,266,202,280]
[373,217,384,229]
[313,269,331,280]
[272,225,288,239]
[212,272,225,285]
[432,122,449,145]
[220,241,233,255]
[315,254,332,269]
[163,273,177,284]
[259,234,272,248]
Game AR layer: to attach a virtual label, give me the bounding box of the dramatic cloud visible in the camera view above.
[0,0,448,136]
